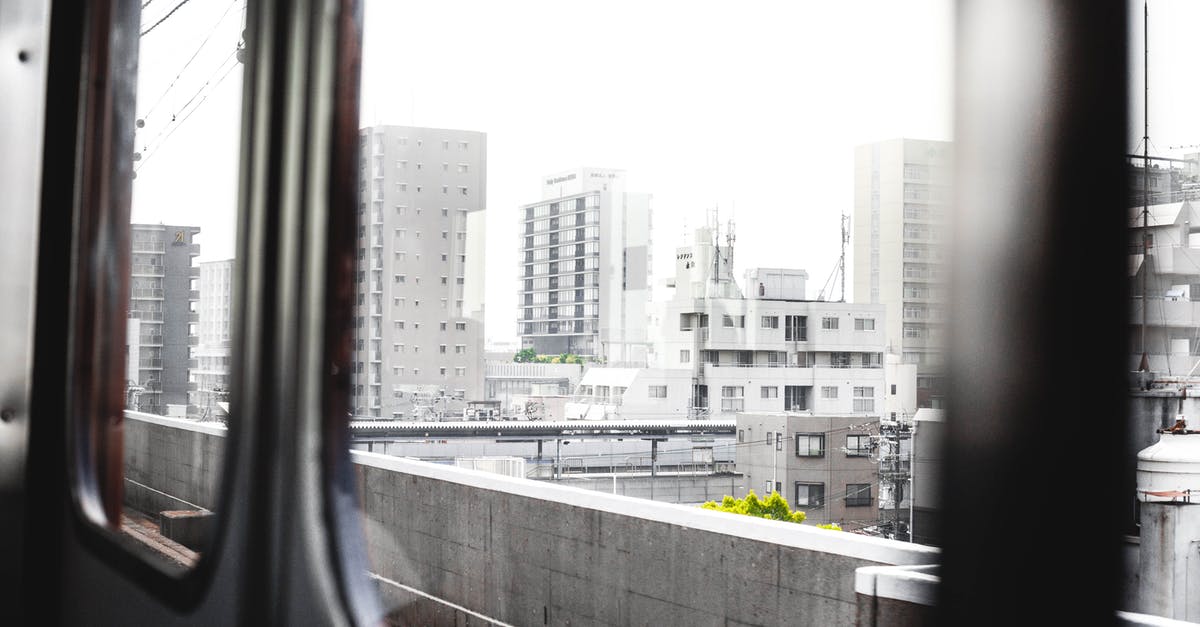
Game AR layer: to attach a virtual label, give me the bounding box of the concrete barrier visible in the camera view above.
[353,450,939,626]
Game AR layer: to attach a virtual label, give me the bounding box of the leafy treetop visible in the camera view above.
[700,490,806,524]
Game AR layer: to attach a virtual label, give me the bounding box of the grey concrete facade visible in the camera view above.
[128,224,201,414]
[735,413,879,529]
[852,139,951,408]
[354,451,937,626]
[355,126,487,417]
[123,412,224,515]
[122,412,943,625]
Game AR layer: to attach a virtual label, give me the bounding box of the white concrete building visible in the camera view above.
[564,367,694,420]
[853,138,951,407]
[656,225,887,420]
[192,258,234,418]
[354,126,487,417]
[568,225,888,421]
[1129,200,1200,374]
[518,167,652,365]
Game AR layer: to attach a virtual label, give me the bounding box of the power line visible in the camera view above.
[140,0,197,37]
[139,0,242,123]
[136,54,239,172]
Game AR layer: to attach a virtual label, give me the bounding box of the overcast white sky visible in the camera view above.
[152,1,1200,347]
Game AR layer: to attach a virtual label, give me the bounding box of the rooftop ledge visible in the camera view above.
[351,449,940,567]
[125,410,227,437]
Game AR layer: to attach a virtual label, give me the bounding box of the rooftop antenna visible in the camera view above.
[840,212,850,302]
[1140,0,1151,372]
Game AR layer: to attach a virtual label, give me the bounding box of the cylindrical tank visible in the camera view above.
[1136,423,1200,621]
[1137,427,1200,502]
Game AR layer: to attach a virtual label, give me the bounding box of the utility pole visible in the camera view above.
[876,415,913,540]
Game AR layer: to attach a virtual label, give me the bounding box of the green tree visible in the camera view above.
[513,348,537,363]
[700,490,806,524]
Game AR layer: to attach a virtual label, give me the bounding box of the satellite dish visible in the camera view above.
[136,118,144,128]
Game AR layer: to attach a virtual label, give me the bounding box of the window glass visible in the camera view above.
[349,0,950,621]
[106,0,246,573]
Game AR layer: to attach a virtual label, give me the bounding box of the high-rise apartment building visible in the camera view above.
[518,167,652,365]
[853,139,951,408]
[354,126,487,418]
[193,258,234,418]
[128,224,201,415]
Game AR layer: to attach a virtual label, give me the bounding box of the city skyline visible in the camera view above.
[129,0,956,348]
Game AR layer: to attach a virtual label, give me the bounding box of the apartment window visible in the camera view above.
[846,484,872,507]
[455,345,465,354]
[394,321,404,330]
[821,386,838,399]
[439,367,447,376]
[738,429,744,443]
[891,384,897,395]
[392,343,399,352]
[439,344,447,354]
[821,316,839,330]
[722,314,745,328]
[846,434,871,457]
[795,433,825,457]
[680,349,691,363]
[760,386,778,399]
[680,313,693,331]
[459,186,468,195]
[456,277,464,285]
[831,352,852,368]
[458,141,469,150]
[648,385,668,399]
[457,163,469,173]
[795,483,825,508]
[455,367,466,376]
[395,205,407,215]
[441,140,449,149]
[720,386,744,411]
[455,322,467,331]
[785,385,810,411]
[785,315,807,341]
[854,318,876,331]
[440,275,448,284]
[442,185,448,194]
[853,387,875,412]
[396,228,406,239]
[439,321,447,331]
[761,315,779,329]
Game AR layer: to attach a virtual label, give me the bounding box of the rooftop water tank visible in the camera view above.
[1136,418,1200,503]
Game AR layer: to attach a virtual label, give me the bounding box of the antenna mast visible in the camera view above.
[1140,0,1150,372]
[840,213,850,302]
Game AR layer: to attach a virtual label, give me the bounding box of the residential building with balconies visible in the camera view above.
[128,223,201,415]
[517,167,652,365]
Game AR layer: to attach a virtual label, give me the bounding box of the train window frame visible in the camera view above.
[55,0,252,608]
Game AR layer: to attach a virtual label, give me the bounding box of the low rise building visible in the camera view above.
[656,225,888,420]
[735,412,879,529]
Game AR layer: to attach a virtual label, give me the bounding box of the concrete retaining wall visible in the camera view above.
[353,450,939,626]
[123,412,226,515]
